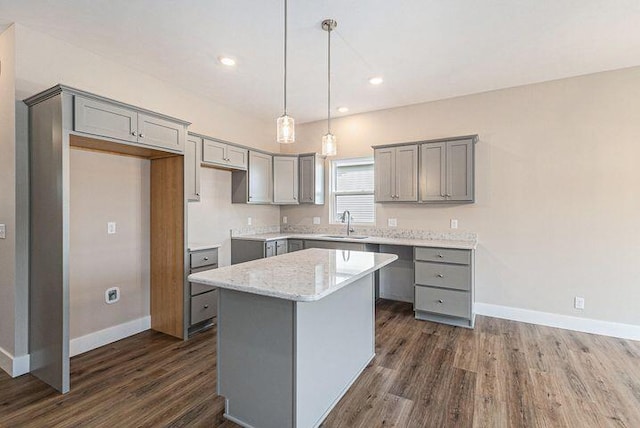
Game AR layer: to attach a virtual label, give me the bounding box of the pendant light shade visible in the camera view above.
[277,0,295,144]
[321,19,337,156]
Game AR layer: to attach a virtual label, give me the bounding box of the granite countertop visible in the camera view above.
[188,248,398,302]
[188,242,222,252]
[232,232,477,250]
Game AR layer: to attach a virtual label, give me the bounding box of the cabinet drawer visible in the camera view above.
[415,286,470,318]
[415,261,470,291]
[191,282,215,296]
[191,290,217,325]
[415,247,470,265]
[190,249,218,269]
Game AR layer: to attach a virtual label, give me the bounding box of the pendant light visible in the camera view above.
[277,0,295,144]
[321,19,337,156]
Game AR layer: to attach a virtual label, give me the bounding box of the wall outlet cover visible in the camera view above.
[313,217,321,225]
[107,222,116,234]
[283,216,288,224]
[0,224,5,239]
[388,218,398,227]
[574,296,585,310]
[105,287,120,304]
[450,219,458,229]
[247,217,252,226]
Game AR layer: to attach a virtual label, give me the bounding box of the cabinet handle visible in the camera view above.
[195,192,200,196]
[203,257,209,261]
[446,194,451,197]
[139,133,144,138]
[437,254,444,258]
[204,305,209,309]
[438,299,444,304]
[131,131,136,136]
[437,274,444,278]
[248,195,253,200]
[293,196,297,200]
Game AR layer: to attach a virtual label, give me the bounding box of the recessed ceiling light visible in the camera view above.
[337,106,349,113]
[368,76,383,85]
[218,56,236,67]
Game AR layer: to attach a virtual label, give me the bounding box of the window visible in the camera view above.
[331,157,375,224]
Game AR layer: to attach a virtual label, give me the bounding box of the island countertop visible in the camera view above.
[188,248,398,302]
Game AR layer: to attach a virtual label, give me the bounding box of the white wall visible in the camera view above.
[283,66,640,327]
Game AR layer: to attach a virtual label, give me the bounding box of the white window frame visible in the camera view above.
[329,156,375,225]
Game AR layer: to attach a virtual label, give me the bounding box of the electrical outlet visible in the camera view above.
[105,287,120,304]
[450,219,458,229]
[0,224,5,239]
[313,217,321,225]
[107,222,116,234]
[283,216,288,224]
[247,217,252,226]
[574,296,585,310]
[388,218,397,227]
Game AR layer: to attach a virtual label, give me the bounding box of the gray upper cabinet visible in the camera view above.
[420,137,474,202]
[73,95,186,153]
[137,113,185,152]
[185,135,201,202]
[273,156,299,204]
[374,145,418,202]
[249,151,273,203]
[74,96,138,143]
[202,138,248,170]
[299,153,325,204]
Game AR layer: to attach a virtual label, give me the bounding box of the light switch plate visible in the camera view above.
[313,217,321,225]
[450,219,458,229]
[388,218,397,227]
[0,224,5,239]
[107,222,116,234]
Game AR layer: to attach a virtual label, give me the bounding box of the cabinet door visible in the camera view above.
[374,148,395,202]
[185,135,201,201]
[273,156,299,204]
[275,240,288,255]
[74,96,138,143]
[288,239,304,252]
[446,139,474,201]
[202,139,227,165]
[395,145,418,201]
[265,241,276,257]
[299,155,315,203]
[227,145,248,170]
[419,142,446,201]
[248,151,273,204]
[137,113,184,153]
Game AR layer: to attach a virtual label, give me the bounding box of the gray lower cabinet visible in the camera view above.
[74,95,186,153]
[299,153,325,204]
[288,239,304,252]
[374,145,419,202]
[185,135,201,201]
[414,246,475,328]
[273,155,299,204]
[188,248,219,335]
[231,239,288,264]
[420,137,475,202]
[201,137,248,170]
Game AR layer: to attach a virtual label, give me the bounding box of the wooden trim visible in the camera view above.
[150,156,185,339]
[69,135,176,160]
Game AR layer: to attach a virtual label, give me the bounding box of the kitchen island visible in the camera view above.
[188,248,397,428]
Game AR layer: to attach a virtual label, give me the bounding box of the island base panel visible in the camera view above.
[217,274,375,428]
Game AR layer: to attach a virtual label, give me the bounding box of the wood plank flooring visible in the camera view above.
[1,300,638,427]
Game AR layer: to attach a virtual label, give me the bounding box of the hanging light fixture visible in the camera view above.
[321,19,337,156]
[277,0,295,144]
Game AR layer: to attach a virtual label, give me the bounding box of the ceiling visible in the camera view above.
[1,0,640,123]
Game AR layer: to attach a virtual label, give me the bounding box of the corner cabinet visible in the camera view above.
[232,151,273,204]
[299,153,325,204]
[374,145,419,202]
[420,137,474,202]
[273,155,299,204]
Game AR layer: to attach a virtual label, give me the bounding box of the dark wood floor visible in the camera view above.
[1,300,639,427]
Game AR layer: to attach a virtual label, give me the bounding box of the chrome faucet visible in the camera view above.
[341,210,355,236]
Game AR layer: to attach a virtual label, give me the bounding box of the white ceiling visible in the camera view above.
[2,0,640,123]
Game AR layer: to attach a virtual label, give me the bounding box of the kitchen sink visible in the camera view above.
[322,235,369,240]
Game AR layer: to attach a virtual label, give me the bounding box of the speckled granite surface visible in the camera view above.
[188,248,397,301]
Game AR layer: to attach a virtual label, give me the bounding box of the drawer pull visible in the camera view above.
[438,299,444,304]
[203,257,209,261]
[437,274,444,278]
[437,254,444,258]
[204,305,209,309]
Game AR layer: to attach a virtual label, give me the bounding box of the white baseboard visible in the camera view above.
[70,316,151,357]
[475,303,640,341]
[0,346,30,377]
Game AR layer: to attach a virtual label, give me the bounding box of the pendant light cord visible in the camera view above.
[284,0,288,116]
[327,22,332,133]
